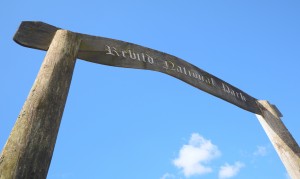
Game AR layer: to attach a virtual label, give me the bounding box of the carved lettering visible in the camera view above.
[177,66,183,73]
[121,50,127,58]
[222,83,246,101]
[180,67,185,73]
[163,61,215,87]
[146,54,154,64]
[105,45,155,66]
[193,72,199,79]
[128,50,136,60]
[141,53,146,62]
[136,54,141,61]
[163,61,176,71]
[105,45,120,56]
[105,45,246,103]
[210,78,215,86]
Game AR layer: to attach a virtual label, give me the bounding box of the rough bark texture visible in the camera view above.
[0,30,81,179]
[256,100,300,179]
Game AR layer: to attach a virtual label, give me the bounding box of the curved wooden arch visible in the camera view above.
[2,21,299,179]
[14,21,262,114]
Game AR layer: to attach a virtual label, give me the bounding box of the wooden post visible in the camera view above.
[4,21,300,179]
[0,30,81,179]
[256,100,300,179]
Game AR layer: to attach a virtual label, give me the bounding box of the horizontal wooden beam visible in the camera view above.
[14,21,262,115]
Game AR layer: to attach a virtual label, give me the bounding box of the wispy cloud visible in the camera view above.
[253,146,267,157]
[218,161,245,179]
[160,173,176,179]
[173,133,221,177]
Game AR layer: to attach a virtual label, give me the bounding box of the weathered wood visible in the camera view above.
[4,21,300,179]
[256,100,300,179]
[14,21,262,115]
[0,30,81,179]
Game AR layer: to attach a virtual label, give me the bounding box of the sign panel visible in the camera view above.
[14,21,262,115]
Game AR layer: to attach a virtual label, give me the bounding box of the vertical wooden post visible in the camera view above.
[256,100,300,179]
[0,30,81,179]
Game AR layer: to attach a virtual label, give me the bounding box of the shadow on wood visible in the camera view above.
[0,30,81,179]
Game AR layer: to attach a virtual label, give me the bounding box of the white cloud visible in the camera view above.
[160,173,176,179]
[253,146,267,156]
[218,161,245,179]
[173,133,221,177]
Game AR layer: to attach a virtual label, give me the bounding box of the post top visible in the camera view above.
[257,100,283,118]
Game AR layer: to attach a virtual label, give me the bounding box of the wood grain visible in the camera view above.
[256,101,300,178]
[13,21,262,115]
[0,30,81,179]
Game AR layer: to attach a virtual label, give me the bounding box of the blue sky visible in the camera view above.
[1,0,299,178]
